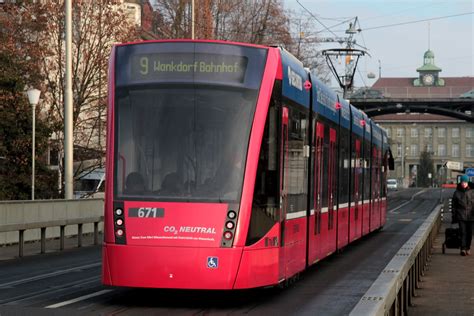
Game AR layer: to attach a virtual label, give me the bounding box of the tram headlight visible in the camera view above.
[115,208,123,216]
[227,210,237,219]
[225,221,235,229]
[116,218,123,226]
[116,229,124,237]
[223,231,233,240]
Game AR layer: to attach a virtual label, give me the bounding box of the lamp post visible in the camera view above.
[401,145,406,187]
[27,88,41,200]
[65,0,74,199]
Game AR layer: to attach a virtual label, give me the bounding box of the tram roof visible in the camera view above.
[279,48,310,108]
[310,75,350,129]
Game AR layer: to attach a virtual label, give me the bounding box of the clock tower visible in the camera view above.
[413,49,445,87]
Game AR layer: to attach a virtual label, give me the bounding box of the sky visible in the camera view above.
[284,0,474,88]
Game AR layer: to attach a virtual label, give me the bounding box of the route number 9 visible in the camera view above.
[140,57,148,75]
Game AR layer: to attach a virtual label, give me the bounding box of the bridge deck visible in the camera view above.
[350,97,474,122]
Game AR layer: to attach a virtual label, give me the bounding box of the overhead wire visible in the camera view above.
[360,12,473,31]
[361,2,445,22]
[295,0,339,37]
[352,17,373,82]
[310,11,473,34]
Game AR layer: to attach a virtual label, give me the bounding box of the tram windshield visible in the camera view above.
[115,86,258,202]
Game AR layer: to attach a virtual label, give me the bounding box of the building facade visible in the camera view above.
[370,50,474,187]
[376,114,473,187]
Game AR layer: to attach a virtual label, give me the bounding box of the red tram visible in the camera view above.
[102,40,394,289]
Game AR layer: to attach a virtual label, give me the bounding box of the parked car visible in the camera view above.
[387,178,398,190]
[459,89,474,99]
[74,168,105,199]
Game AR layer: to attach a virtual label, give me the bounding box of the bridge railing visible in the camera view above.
[378,86,470,99]
[350,203,443,316]
[0,199,104,257]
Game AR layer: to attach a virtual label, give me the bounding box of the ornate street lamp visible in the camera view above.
[27,88,41,200]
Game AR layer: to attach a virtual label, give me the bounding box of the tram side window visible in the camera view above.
[339,127,350,205]
[321,124,330,208]
[287,105,309,214]
[247,103,279,246]
[381,149,388,198]
[364,140,372,202]
[371,145,378,200]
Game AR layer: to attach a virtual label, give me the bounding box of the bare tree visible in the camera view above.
[152,0,328,76]
[2,1,140,194]
[153,1,291,43]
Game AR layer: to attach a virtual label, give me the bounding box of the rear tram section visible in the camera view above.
[102,40,393,290]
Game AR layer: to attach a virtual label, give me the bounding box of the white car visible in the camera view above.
[74,168,105,199]
[387,179,398,190]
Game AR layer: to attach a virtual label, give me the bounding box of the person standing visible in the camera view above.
[452,174,474,256]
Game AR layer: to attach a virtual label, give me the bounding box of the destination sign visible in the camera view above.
[130,53,248,84]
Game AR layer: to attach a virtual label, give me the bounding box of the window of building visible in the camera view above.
[386,128,391,138]
[452,144,460,157]
[410,128,418,138]
[452,128,460,138]
[467,128,474,138]
[426,144,433,154]
[410,144,418,156]
[467,145,474,158]
[396,128,404,137]
[438,144,446,156]
[424,128,432,138]
[438,128,446,138]
[397,144,402,157]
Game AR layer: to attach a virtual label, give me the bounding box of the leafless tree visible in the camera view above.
[153,0,328,76]
[1,1,140,195]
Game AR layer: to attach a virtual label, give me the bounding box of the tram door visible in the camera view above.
[308,121,324,263]
[279,107,289,280]
[350,139,361,242]
[326,128,337,254]
[371,146,378,231]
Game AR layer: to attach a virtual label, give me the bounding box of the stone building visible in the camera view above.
[370,50,473,187]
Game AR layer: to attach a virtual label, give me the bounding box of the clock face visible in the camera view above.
[423,74,434,85]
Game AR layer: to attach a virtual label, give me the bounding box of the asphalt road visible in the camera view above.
[0,188,452,315]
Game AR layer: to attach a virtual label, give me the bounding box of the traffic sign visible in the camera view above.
[445,161,463,170]
[466,168,474,177]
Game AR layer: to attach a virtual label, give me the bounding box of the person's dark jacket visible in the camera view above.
[452,183,474,222]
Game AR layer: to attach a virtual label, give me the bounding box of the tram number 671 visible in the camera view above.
[138,207,158,218]
[129,207,164,218]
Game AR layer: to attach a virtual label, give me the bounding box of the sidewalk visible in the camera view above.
[408,219,474,315]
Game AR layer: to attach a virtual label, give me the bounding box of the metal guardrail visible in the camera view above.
[0,216,103,257]
[0,199,103,257]
[350,203,443,316]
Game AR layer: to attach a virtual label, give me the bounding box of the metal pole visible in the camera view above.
[402,136,405,187]
[32,103,35,200]
[65,0,74,199]
[378,59,381,78]
[191,0,195,39]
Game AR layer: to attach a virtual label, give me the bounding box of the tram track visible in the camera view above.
[0,262,100,289]
[0,249,102,308]
[1,276,101,305]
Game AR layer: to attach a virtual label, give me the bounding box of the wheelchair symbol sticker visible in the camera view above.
[207,257,218,269]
